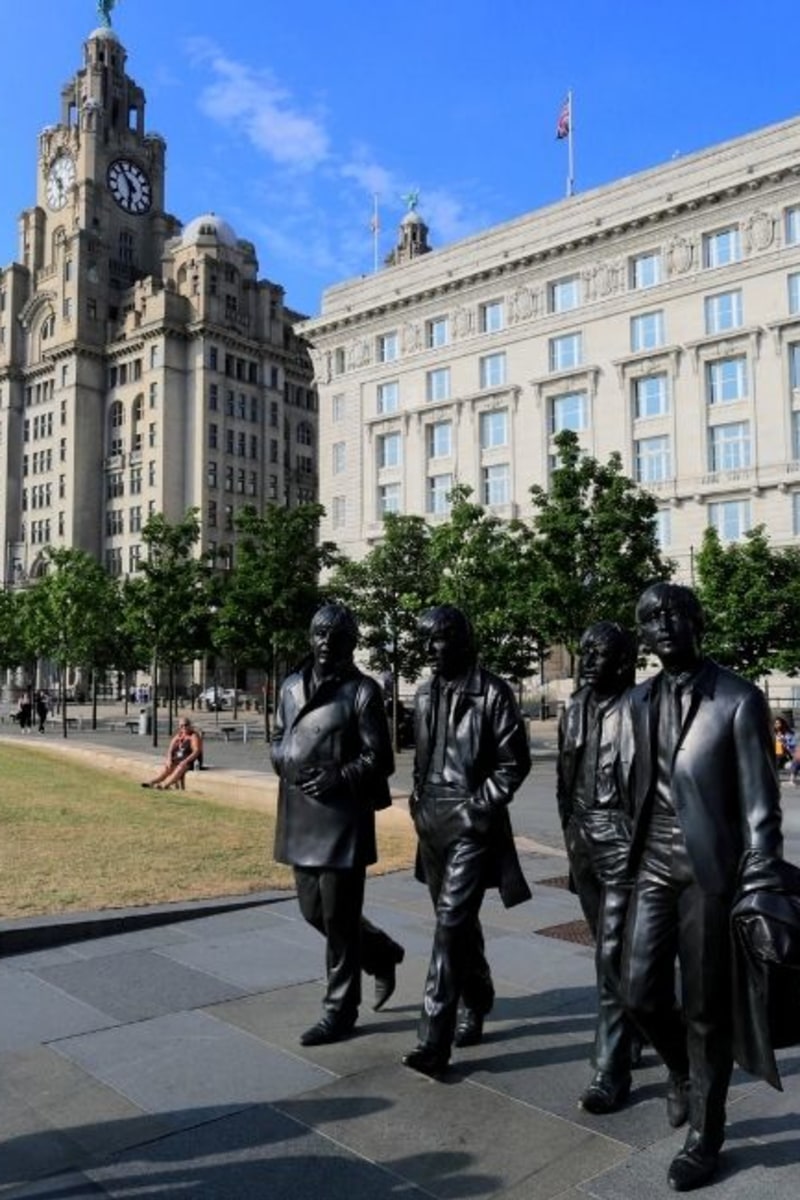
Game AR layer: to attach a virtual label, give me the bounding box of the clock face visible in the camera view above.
[46,153,76,210]
[107,158,152,214]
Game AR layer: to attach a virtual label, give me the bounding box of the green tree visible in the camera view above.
[213,503,337,734]
[429,485,543,682]
[125,510,210,745]
[0,589,35,689]
[24,547,117,737]
[329,512,440,749]
[529,429,673,678]
[695,525,800,680]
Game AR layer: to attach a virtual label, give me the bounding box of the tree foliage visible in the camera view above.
[429,485,542,681]
[24,547,117,736]
[529,430,673,673]
[123,510,210,741]
[695,525,800,680]
[213,503,337,729]
[329,513,440,738]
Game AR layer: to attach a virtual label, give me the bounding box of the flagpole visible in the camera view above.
[567,89,575,198]
[372,193,380,273]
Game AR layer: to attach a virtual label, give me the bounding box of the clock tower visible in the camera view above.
[0,12,317,648]
[23,24,174,351]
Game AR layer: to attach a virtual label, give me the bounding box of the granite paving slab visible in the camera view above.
[0,968,118,1053]
[168,899,295,940]
[1,1172,106,1199]
[0,1047,172,1192]
[32,949,247,1022]
[485,931,594,993]
[209,963,430,1076]
[156,927,324,991]
[54,1009,334,1120]
[85,1103,431,1200]
[276,1063,631,1199]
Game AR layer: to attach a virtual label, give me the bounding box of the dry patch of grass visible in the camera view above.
[0,744,416,919]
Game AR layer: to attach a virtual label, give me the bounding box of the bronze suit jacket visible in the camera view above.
[272,663,394,870]
[623,658,783,896]
[412,663,532,907]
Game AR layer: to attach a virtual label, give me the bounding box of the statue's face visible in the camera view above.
[637,593,701,671]
[426,624,469,682]
[310,620,353,676]
[579,635,623,695]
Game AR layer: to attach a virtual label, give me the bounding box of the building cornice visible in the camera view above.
[299,118,800,341]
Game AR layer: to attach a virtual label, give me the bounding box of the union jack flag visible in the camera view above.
[556,95,571,140]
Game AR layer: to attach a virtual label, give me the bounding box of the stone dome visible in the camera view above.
[180,213,238,248]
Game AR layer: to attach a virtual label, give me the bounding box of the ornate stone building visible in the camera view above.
[299,118,800,585]
[0,22,316,588]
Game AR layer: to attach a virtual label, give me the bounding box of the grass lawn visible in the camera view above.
[0,744,417,920]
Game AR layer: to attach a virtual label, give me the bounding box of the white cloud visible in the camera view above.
[188,39,329,170]
[182,41,488,306]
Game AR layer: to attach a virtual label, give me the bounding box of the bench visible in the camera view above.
[125,720,140,734]
[219,725,238,742]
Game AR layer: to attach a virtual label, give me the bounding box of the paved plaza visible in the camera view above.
[1,713,799,1198]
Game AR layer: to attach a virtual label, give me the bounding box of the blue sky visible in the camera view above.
[2,0,798,316]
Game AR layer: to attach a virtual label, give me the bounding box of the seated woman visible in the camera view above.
[774,716,796,772]
[142,718,202,790]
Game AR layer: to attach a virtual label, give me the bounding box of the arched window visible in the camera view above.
[109,400,124,456]
[131,393,144,452]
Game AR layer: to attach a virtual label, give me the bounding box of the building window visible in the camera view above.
[708,498,751,541]
[377,431,402,469]
[482,463,510,506]
[332,495,346,528]
[297,422,313,446]
[709,421,751,472]
[377,380,399,415]
[427,420,452,459]
[655,508,672,549]
[705,290,743,334]
[630,251,662,290]
[225,429,235,455]
[786,206,800,246]
[703,226,742,268]
[549,331,583,371]
[549,275,581,313]
[630,310,665,352]
[479,352,506,389]
[479,409,508,449]
[427,316,449,348]
[789,274,800,316]
[706,356,748,404]
[791,345,800,391]
[129,506,142,533]
[635,435,672,483]
[208,384,218,411]
[426,367,451,402]
[225,466,234,492]
[634,374,669,418]
[332,393,345,421]
[377,331,399,363]
[332,441,346,474]
[207,499,217,527]
[479,300,504,333]
[551,390,588,433]
[427,473,453,515]
[377,482,401,516]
